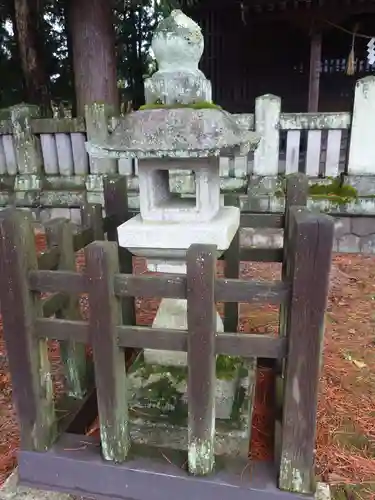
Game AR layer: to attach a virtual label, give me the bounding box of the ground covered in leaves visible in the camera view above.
[0,252,375,498]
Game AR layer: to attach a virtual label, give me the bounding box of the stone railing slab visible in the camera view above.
[240,215,375,254]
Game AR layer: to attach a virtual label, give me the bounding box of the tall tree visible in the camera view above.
[67,0,119,116]
[114,0,169,109]
[44,0,76,112]
[13,0,52,114]
[0,0,25,106]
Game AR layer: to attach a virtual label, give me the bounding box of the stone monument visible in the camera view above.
[86,9,259,458]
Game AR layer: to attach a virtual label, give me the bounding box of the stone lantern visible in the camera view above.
[87,9,259,456]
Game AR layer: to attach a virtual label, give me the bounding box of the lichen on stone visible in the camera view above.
[154,9,203,45]
[188,437,215,475]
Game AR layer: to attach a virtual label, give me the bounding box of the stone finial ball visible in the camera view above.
[152,10,204,72]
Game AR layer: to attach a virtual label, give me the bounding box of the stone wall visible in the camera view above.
[241,217,375,255]
[30,179,375,256]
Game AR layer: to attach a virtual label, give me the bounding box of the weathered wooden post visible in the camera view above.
[85,240,130,462]
[0,209,56,450]
[279,173,309,344]
[45,218,89,399]
[223,194,240,333]
[103,177,136,353]
[186,244,217,475]
[279,206,334,494]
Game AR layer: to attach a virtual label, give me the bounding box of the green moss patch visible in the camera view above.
[216,355,242,380]
[139,100,222,111]
[274,189,285,198]
[308,178,358,205]
[134,353,242,382]
[273,177,359,205]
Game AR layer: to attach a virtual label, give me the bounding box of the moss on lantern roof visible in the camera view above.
[139,100,222,111]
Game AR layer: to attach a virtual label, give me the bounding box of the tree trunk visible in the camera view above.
[13,0,51,114]
[133,7,145,109]
[8,0,27,102]
[68,0,119,117]
[62,0,77,116]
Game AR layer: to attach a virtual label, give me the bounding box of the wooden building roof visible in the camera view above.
[181,0,375,18]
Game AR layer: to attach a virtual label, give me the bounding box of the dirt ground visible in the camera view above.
[0,253,375,498]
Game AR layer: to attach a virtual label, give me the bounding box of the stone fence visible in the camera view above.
[0,76,375,254]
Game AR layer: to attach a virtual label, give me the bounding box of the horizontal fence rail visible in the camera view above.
[30,270,289,302]
[34,318,288,359]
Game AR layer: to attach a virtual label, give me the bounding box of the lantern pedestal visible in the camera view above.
[117,205,239,368]
[126,352,255,458]
[118,204,254,457]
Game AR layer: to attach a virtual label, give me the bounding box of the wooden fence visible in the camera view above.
[0,175,334,499]
[0,76,374,217]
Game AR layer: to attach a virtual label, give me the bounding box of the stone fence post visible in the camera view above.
[253,94,281,177]
[84,103,119,206]
[10,104,44,203]
[347,76,375,176]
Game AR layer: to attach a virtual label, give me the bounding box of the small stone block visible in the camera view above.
[126,351,252,457]
[351,217,375,237]
[146,260,186,273]
[333,217,351,239]
[337,234,360,253]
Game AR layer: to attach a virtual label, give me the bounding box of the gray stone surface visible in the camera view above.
[334,218,351,239]
[247,175,284,197]
[0,472,73,500]
[241,216,375,254]
[86,107,259,160]
[336,233,360,253]
[316,483,331,500]
[137,157,222,223]
[241,227,283,249]
[351,217,375,236]
[144,10,211,106]
[86,9,259,162]
[344,175,375,196]
[333,217,375,253]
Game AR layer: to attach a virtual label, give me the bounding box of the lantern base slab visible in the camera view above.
[117,206,240,258]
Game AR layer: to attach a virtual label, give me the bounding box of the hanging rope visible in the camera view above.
[346,23,359,76]
[323,19,374,39]
[322,19,375,74]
